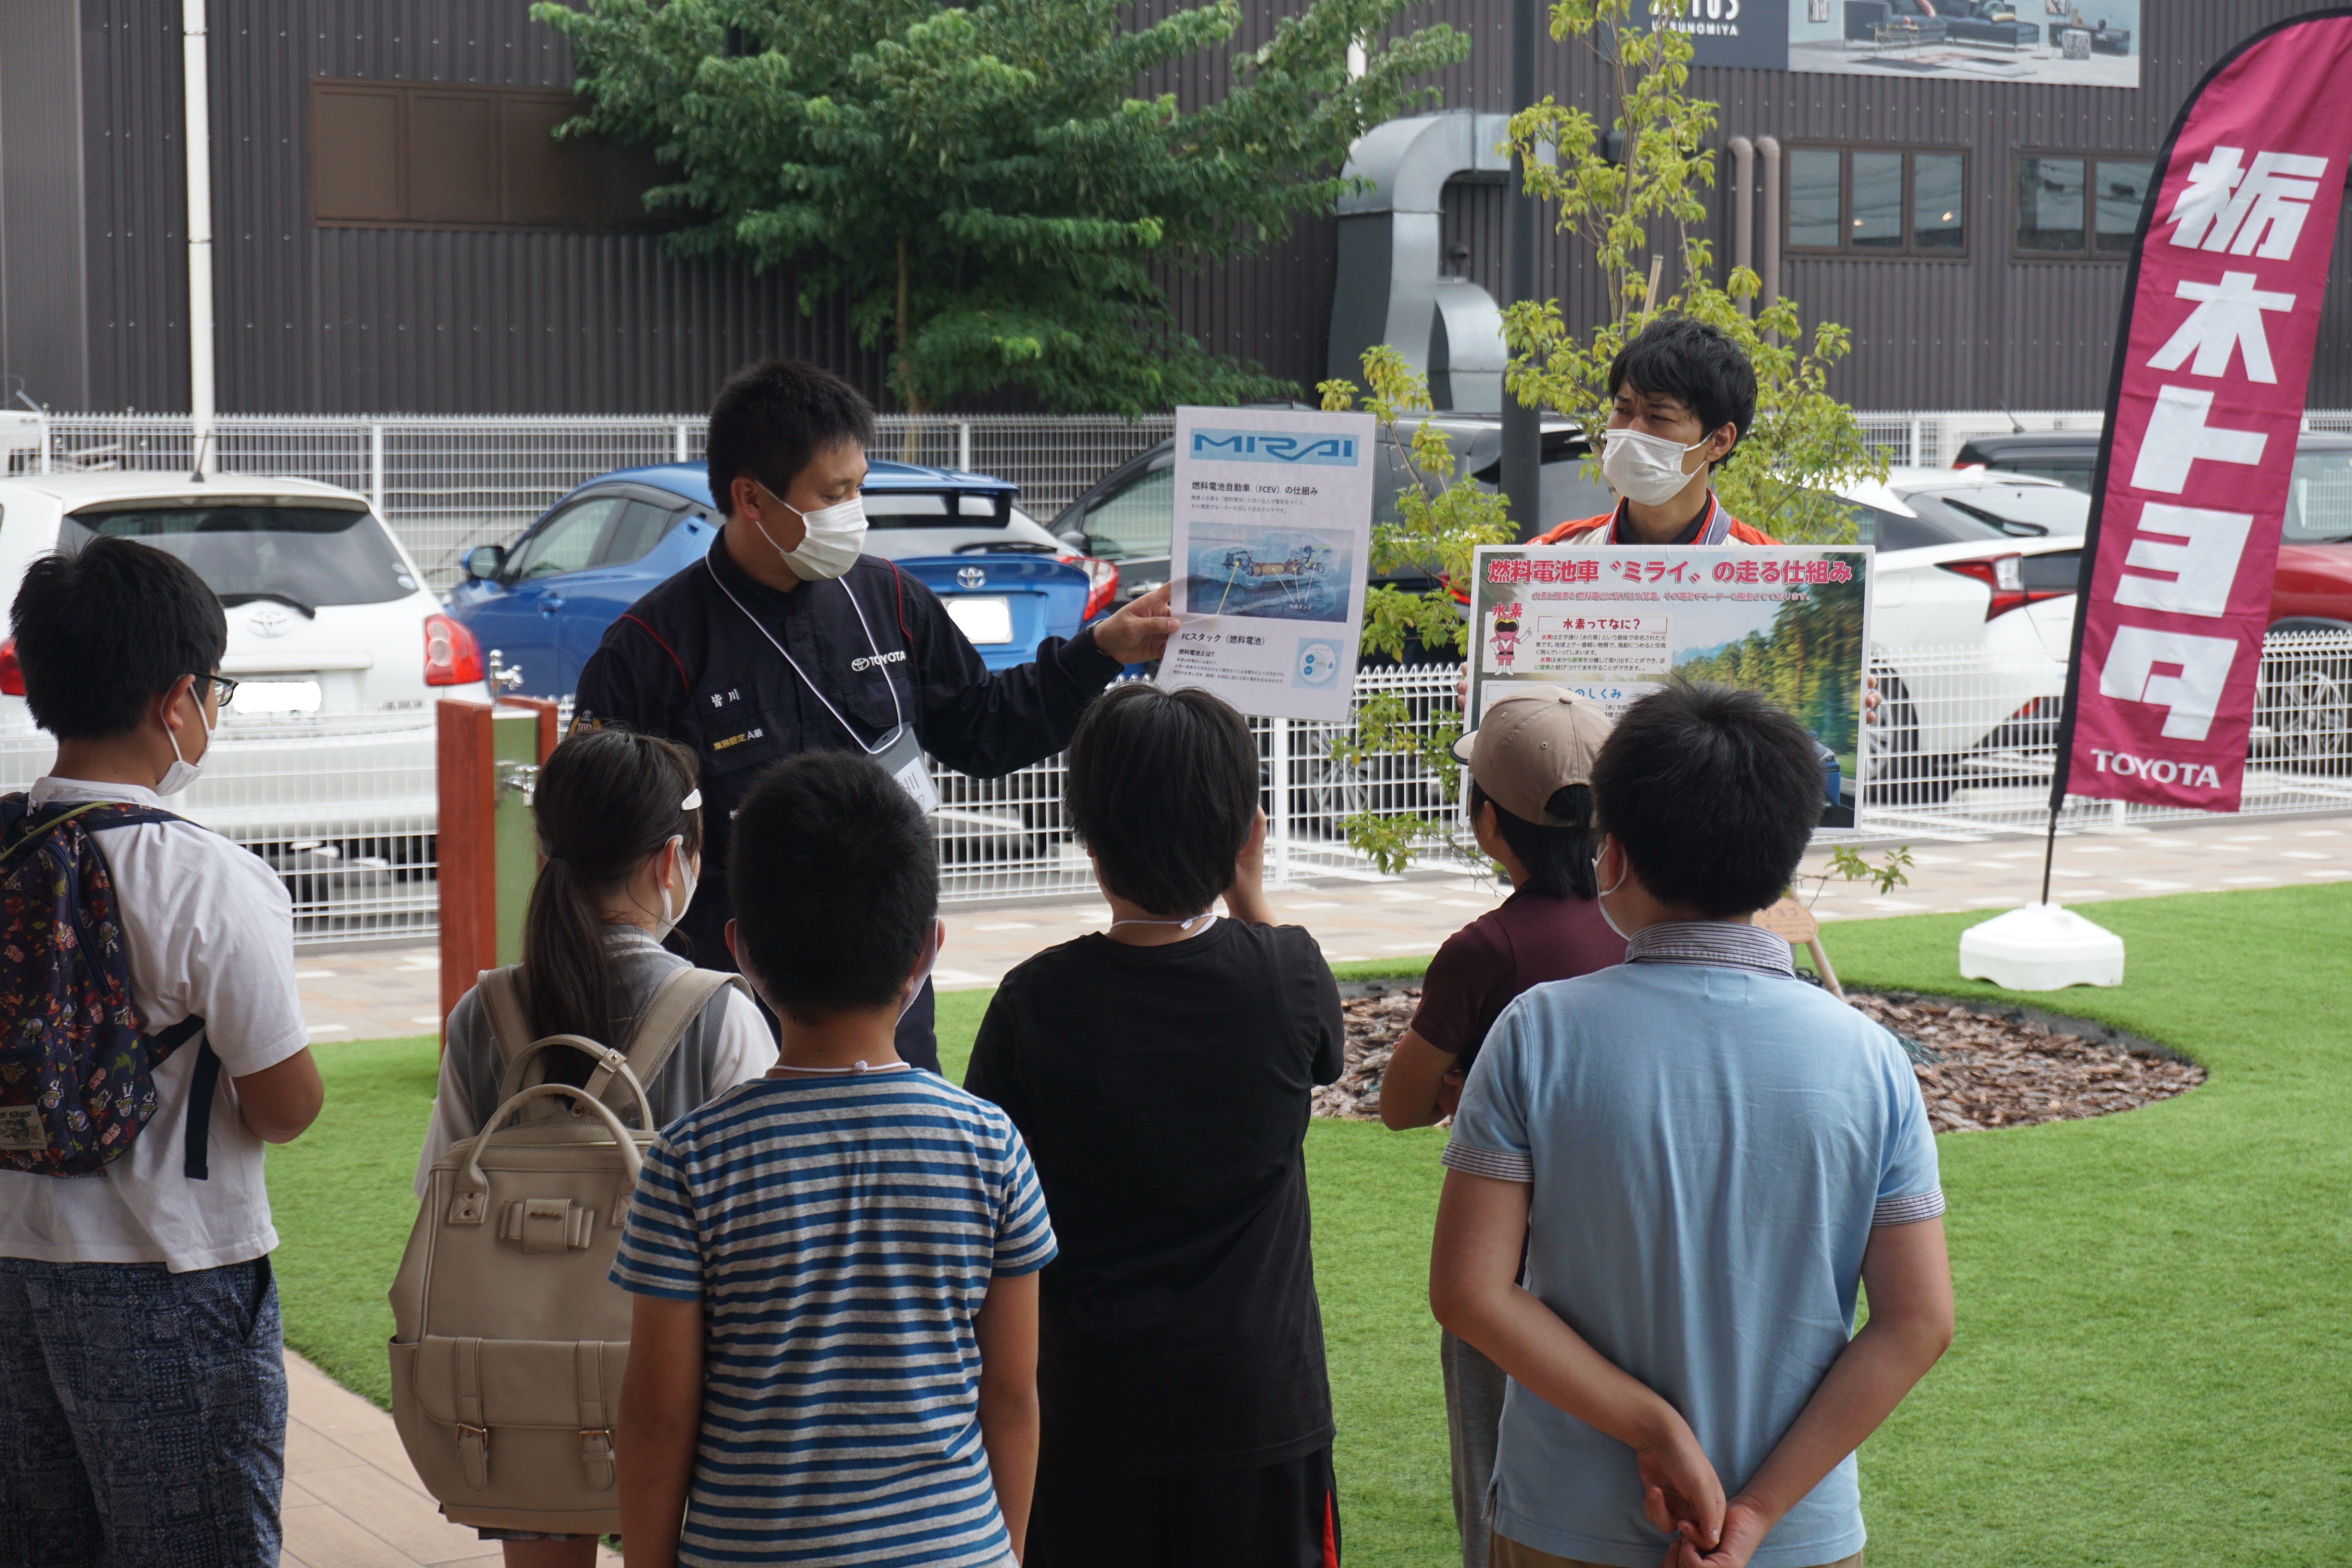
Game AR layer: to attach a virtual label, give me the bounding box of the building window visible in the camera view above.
[310,80,661,232]
[2014,155,2156,258]
[1785,147,1968,258]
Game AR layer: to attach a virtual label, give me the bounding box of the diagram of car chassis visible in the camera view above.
[1205,542,1334,614]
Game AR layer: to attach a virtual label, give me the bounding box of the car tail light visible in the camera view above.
[0,640,20,697]
[2009,695,2063,722]
[424,613,485,686]
[1938,554,2031,619]
[1058,552,1120,621]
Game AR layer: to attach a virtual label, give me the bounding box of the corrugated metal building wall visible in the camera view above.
[73,0,893,414]
[19,0,2352,414]
[1359,0,2352,411]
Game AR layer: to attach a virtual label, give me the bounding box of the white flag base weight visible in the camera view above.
[1958,903,2126,991]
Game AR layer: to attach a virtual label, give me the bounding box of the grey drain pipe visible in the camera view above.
[1757,136,1782,339]
[1727,136,1754,316]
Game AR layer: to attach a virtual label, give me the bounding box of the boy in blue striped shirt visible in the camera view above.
[612,752,1055,1568]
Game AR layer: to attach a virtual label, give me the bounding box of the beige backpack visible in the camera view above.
[388,965,744,1535]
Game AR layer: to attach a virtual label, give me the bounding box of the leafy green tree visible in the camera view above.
[534,0,1468,416]
[1502,0,1886,540]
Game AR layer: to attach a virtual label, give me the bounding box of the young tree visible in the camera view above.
[534,0,1468,416]
[1503,0,1886,541]
[1317,348,1518,873]
[1316,2,1886,876]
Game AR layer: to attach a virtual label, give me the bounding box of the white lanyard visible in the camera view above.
[704,554,905,755]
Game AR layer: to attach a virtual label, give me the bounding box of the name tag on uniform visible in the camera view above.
[878,724,940,816]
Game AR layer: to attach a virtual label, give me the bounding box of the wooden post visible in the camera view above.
[436,699,497,1041]
[1757,897,1844,1000]
[505,695,562,763]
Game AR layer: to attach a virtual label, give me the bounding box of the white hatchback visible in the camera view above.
[1844,466,2087,802]
[0,472,479,936]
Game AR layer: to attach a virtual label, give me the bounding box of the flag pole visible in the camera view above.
[2038,793,2060,908]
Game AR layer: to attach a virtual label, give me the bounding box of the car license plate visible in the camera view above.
[230,679,323,714]
[944,595,1014,645]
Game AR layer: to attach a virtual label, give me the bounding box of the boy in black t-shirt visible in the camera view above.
[965,683,1345,1568]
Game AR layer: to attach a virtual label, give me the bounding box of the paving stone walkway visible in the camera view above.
[293,815,2351,1044]
[281,1350,619,1568]
[279,811,2347,1559]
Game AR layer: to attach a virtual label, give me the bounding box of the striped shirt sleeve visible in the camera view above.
[610,1133,704,1300]
[991,1120,1058,1278]
[1440,997,1536,1184]
[1873,1028,1945,1229]
[1872,1189,1947,1226]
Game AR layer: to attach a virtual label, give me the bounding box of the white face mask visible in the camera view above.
[752,483,867,581]
[1601,426,1712,507]
[157,678,216,796]
[1593,837,1632,942]
[654,834,698,942]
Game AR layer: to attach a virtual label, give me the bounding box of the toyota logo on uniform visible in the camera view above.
[247,606,291,639]
[955,566,988,590]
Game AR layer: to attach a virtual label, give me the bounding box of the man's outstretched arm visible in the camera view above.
[1430,1169,1728,1557]
[1671,1218,1955,1568]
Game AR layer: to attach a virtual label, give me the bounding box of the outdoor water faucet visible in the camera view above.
[487,649,525,694]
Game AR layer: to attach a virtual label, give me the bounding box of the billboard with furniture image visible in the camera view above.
[1638,0,2140,87]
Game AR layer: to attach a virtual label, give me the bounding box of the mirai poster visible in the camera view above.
[1165,407,1376,722]
[1470,544,1873,804]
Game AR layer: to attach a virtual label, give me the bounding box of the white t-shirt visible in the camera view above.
[0,777,309,1272]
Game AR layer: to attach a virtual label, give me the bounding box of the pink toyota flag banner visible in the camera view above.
[2057,9,2352,814]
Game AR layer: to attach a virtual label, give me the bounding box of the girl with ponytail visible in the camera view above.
[411,726,775,1568]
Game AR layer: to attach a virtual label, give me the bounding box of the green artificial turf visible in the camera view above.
[272,884,2351,1564]
[268,1033,441,1409]
[1330,956,1434,982]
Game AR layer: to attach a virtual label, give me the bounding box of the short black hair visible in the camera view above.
[1065,684,1258,917]
[706,359,876,515]
[1468,779,1598,901]
[1608,317,1757,468]
[1588,682,1820,919]
[11,535,226,739]
[728,751,937,1024]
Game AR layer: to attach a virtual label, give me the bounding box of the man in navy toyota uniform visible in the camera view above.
[573,360,1179,1070]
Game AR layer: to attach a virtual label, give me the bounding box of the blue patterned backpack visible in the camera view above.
[0,795,214,1177]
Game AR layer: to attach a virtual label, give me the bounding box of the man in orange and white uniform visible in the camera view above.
[1534,317,1778,548]
[1512,318,1890,732]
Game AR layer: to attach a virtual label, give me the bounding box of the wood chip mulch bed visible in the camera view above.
[1315,985,2204,1132]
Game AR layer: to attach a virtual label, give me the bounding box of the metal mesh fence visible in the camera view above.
[1,635,2340,937]
[61,406,2334,591]
[1862,630,2352,836]
[1857,407,2352,467]
[25,412,1180,593]
[0,705,439,944]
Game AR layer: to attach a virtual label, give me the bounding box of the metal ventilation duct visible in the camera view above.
[1328,111,1512,411]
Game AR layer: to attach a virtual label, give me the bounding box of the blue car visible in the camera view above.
[446,461,1114,698]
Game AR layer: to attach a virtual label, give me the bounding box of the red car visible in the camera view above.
[1953,429,2352,632]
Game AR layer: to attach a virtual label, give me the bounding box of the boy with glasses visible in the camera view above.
[0,535,323,1567]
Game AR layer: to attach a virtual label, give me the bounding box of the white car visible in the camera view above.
[0,471,479,936]
[1842,467,2087,803]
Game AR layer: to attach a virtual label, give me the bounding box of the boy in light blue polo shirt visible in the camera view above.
[1432,684,1953,1568]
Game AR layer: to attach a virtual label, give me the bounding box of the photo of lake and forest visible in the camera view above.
[1471,547,1870,807]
